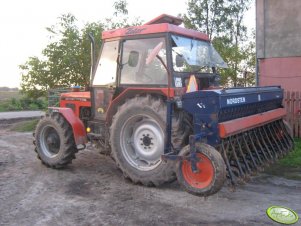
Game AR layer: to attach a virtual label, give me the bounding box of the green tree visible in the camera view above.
[224,0,252,87]
[105,0,143,29]
[20,0,142,98]
[113,0,128,16]
[20,14,103,98]
[238,30,256,87]
[183,0,227,40]
[184,0,254,87]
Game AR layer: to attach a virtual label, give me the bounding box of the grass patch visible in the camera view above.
[279,138,301,167]
[264,139,301,180]
[10,119,39,132]
[0,91,21,101]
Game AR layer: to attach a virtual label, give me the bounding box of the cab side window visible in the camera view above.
[120,38,168,85]
[93,41,119,86]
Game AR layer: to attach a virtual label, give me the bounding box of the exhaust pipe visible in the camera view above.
[88,33,96,85]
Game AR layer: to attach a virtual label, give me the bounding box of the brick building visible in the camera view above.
[256,0,301,91]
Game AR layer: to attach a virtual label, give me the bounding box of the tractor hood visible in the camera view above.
[60,92,91,102]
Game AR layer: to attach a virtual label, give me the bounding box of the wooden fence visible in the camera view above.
[284,91,301,138]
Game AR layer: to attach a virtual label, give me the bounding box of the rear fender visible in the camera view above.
[106,88,174,124]
[49,107,87,145]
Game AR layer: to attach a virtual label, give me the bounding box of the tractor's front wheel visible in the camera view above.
[34,113,78,168]
[176,143,226,196]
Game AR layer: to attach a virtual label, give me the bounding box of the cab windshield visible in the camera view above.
[171,35,227,73]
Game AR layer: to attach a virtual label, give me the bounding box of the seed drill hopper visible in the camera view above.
[178,86,293,187]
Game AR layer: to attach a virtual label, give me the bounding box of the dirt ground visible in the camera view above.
[0,129,301,226]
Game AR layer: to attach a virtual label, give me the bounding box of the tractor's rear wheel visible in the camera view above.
[110,95,189,186]
[34,113,78,168]
[176,143,226,196]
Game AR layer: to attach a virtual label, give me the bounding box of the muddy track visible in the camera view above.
[0,130,300,225]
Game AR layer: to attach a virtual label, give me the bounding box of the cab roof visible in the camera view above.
[102,14,209,41]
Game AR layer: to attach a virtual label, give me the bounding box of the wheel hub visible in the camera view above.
[40,126,60,157]
[46,134,58,146]
[121,115,164,171]
[141,135,152,147]
[182,153,214,189]
[133,120,163,163]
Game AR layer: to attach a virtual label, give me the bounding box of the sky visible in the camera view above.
[0,0,255,88]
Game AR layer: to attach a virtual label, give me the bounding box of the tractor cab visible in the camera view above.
[90,14,227,121]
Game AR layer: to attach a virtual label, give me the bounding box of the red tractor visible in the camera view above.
[34,15,293,196]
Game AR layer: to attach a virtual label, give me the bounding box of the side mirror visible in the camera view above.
[128,51,139,67]
[175,55,184,67]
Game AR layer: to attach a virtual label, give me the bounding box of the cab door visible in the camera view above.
[92,40,119,120]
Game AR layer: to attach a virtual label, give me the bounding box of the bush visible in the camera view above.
[0,96,47,112]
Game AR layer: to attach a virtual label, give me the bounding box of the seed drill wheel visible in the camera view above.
[34,113,78,168]
[176,143,226,196]
[110,95,189,186]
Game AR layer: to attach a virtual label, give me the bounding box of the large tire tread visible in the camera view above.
[34,113,78,169]
[110,95,190,187]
